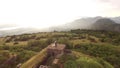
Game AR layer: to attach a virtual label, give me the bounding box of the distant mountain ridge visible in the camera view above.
[49,17,102,30]
[0,16,120,37]
[111,17,120,24]
[49,17,120,32]
[91,18,120,32]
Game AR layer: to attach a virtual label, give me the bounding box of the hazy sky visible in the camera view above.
[0,0,120,29]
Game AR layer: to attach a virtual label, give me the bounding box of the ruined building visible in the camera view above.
[39,42,66,68]
[47,42,66,57]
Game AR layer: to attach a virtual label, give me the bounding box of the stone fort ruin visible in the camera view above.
[39,41,66,68]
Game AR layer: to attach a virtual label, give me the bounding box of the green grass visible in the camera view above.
[64,60,77,68]
[20,48,47,68]
[77,57,103,68]
[72,51,114,68]
[0,30,119,68]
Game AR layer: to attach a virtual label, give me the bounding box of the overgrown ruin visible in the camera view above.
[39,42,66,68]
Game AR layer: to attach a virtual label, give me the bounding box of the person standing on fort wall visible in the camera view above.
[54,41,57,47]
[52,41,57,47]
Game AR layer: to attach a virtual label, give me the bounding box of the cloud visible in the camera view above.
[0,24,18,29]
[97,0,120,7]
[0,0,120,29]
[91,0,120,17]
[98,0,110,3]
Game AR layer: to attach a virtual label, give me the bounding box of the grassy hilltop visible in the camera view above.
[0,29,120,68]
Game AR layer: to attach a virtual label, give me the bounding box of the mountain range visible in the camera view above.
[49,16,120,31]
[0,16,120,37]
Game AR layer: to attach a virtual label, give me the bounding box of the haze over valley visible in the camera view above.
[0,16,120,37]
[1,0,120,37]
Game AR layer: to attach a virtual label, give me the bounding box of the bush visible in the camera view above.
[17,50,36,63]
[74,43,120,68]
[27,40,48,52]
[96,58,113,68]
[77,57,103,68]
[14,41,19,44]
[57,38,73,49]
[64,60,77,68]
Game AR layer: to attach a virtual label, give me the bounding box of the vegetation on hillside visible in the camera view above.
[0,30,120,68]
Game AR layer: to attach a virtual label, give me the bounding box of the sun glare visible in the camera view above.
[13,0,99,28]
[0,0,120,29]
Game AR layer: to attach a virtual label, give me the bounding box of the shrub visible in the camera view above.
[64,60,77,68]
[77,57,103,68]
[74,43,120,68]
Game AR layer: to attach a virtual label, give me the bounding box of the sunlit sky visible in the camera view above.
[0,0,120,29]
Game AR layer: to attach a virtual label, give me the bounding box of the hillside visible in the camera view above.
[50,17,120,32]
[20,48,47,68]
[92,18,120,32]
[0,30,120,68]
[48,17,101,31]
